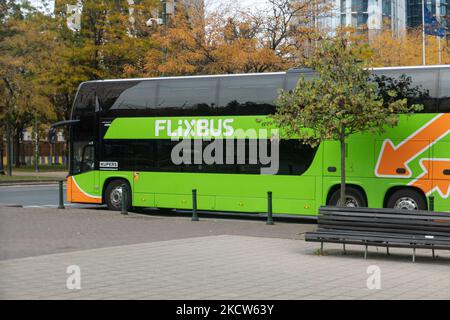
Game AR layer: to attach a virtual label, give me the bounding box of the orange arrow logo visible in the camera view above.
[409,159,450,198]
[375,113,450,177]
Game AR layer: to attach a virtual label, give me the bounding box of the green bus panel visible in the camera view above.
[69,113,450,214]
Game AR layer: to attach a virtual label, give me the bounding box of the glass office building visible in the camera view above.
[326,0,448,37]
[407,0,449,28]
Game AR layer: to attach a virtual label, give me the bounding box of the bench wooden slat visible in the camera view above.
[318,216,450,229]
[318,211,450,221]
[320,206,450,218]
[318,220,450,235]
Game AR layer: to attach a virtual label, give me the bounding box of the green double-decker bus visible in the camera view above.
[60,65,450,216]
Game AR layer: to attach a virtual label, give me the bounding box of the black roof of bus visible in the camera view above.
[79,65,450,85]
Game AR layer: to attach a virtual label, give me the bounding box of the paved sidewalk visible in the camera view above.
[0,207,310,260]
[1,207,450,300]
[1,235,450,300]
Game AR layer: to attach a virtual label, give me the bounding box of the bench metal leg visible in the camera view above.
[386,246,390,256]
[364,244,368,259]
[320,242,323,255]
[343,243,346,255]
[412,248,416,263]
[432,248,436,259]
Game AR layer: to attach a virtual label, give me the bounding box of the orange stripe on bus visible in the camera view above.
[67,176,102,204]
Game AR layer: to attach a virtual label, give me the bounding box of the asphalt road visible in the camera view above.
[0,184,317,223]
[0,184,85,208]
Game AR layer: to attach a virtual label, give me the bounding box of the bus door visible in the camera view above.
[68,83,101,203]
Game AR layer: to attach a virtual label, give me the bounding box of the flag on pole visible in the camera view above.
[424,6,446,37]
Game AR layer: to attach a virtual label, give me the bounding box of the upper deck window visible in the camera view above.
[157,78,217,110]
[97,81,141,111]
[218,75,283,108]
[109,81,157,110]
[73,82,97,113]
[217,75,283,115]
[438,69,450,112]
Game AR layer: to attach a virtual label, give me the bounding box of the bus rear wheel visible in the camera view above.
[328,187,367,207]
[105,179,132,211]
[386,189,426,211]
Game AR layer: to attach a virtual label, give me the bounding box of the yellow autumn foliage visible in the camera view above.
[370,28,450,67]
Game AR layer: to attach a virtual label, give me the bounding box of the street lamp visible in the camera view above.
[146,1,174,27]
[146,1,175,75]
[422,0,426,65]
[146,17,164,26]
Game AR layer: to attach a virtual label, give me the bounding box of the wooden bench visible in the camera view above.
[305,206,450,262]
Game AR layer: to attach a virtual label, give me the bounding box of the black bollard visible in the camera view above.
[121,184,128,215]
[267,191,274,225]
[58,180,65,209]
[429,196,435,212]
[192,189,199,221]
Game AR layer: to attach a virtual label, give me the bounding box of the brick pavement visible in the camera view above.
[1,235,450,300]
[0,207,311,260]
[1,207,449,300]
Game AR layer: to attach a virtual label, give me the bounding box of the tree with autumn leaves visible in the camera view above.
[371,28,450,66]
[0,2,57,173]
[272,33,424,206]
[0,0,447,176]
[1,0,159,174]
[0,0,328,174]
[143,0,331,76]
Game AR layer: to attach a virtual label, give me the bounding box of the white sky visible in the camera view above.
[229,0,269,11]
[211,0,270,12]
[30,0,270,15]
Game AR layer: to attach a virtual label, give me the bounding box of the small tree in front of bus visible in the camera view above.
[271,33,422,207]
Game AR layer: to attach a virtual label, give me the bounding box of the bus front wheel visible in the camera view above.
[328,187,367,208]
[105,179,132,211]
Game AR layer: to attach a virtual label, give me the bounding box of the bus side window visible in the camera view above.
[101,141,134,171]
[416,97,438,113]
[71,83,97,175]
[98,81,142,112]
[156,78,217,116]
[438,97,450,113]
[277,140,318,175]
[81,144,95,172]
[134,141,157,171]
[438,69,450,113]
[217,75,283,115]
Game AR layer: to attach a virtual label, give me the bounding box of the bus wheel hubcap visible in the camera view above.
[110,187,123,207]
[339,196,359,207]
[394,197,418,210]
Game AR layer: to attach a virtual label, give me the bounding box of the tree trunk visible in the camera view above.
[14,127,21,168]
[339,126,346,207]
[0,133,4,174]
[6,124,12,176]
[50,140,54,166]
[34,117,39,173]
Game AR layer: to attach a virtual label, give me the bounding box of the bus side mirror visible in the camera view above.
[48,127,57,144]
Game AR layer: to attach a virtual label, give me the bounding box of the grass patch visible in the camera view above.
[13,165,67,172]
[313,248,328,256]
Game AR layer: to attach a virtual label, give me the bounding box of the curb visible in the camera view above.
[0,180,64,187]
[0,203,23,208]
